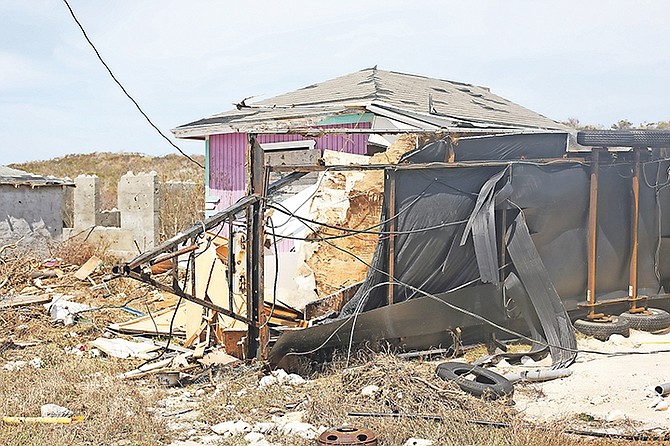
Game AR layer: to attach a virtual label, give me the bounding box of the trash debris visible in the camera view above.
[41,404,74,418]
[2,416,84,425]
[258,369,307,388]
[156,371,181,387]
[360,385,380,397]
[89,337,160,359]
[44,295,92,325]
[198,349,240,367]
[317,426,378,445]
[655,400,669,411]
[656,382,670,396]
[504,368,572,384]
[28,357,44,369]
[2,361,27,372]
[403,439,433,446]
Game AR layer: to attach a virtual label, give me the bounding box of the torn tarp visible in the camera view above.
[272,135,668,368]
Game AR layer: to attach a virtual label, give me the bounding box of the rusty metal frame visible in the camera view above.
[112,192,262,358]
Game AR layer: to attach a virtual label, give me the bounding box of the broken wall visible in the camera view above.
[0,184,66,250]
[63,172,160,259]
[293,135,417,299]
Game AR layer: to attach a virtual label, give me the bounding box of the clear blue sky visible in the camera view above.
[1,0,668,164]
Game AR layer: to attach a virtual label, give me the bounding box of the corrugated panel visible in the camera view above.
[209,124,371,210]
[209,133,247,211]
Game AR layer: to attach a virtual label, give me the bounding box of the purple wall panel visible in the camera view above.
[209,123,371,211]
[209,133,247,211]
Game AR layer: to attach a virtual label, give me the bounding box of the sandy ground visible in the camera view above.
[492,330,670,430]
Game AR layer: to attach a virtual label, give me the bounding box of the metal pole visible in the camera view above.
[386,169,397,306]
[586,149,603,319]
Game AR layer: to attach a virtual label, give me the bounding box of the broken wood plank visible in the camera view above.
[73,256,102,280]
[0,294,52,309]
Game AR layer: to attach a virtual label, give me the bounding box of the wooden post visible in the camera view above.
[246,134,266,360]
[586,148,603,319]
[628,147,646,313]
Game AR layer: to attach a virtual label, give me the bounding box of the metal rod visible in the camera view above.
[586,148,601,319]
[628,148,642,311]
[386,169,397,306]
[127,271,251,325]
[119,194,259,272]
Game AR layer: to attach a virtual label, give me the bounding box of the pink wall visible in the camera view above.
[208,123,371,211]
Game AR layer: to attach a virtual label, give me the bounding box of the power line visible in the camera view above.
[61,0,204,169]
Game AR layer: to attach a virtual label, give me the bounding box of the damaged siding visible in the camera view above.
[209,124,371,210]
[209,133,248,212]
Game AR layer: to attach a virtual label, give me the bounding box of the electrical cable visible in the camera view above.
[60,0,204,169]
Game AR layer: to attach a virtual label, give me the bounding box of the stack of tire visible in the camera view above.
[574,308,670,341]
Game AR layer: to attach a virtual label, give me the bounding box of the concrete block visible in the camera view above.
[118,171,159,250]
[73,175,100,229]
[98,209,121,227]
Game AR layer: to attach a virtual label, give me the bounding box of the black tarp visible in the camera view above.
[271,134,670,368]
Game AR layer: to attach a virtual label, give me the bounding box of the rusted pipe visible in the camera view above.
[150,244,198,265]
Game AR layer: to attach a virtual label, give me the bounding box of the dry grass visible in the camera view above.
[0,245,664,446]
[188,351,646,446]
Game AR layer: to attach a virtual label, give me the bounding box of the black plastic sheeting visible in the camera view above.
[271,134,670,368]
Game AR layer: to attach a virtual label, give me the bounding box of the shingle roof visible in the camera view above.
[173,67,567,138]
[0,166,73,187]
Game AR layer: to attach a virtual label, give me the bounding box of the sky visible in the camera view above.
[1,0,669,164]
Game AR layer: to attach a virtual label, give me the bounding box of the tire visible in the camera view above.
[619,308,670,332]
[574,317,630,341]
[435,361,514,400]
[576,130,670,148]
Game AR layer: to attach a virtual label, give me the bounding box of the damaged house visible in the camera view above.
[0,165,73,249]
[113,68,670,369]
